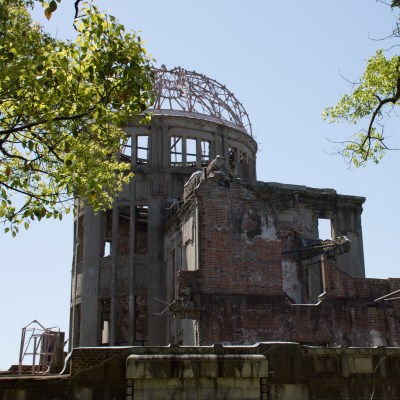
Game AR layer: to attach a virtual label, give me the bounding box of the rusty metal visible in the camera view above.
[18,320,61,374]
[375,288,400,302]
[281,236,351,261]
[151,66,252,136]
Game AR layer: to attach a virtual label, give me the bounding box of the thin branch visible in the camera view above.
[0,109,93,136]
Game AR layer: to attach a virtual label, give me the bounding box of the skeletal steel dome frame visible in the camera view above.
[71,65,258,351]
[150,66,252,136]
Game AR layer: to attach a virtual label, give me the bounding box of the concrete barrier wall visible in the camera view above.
[1,343,400,400]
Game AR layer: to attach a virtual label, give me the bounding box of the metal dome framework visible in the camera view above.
[151,66,252,136]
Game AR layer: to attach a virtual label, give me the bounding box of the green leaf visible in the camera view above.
[49,0,57,12]
[44,8,52,20]
[0,0,152,235]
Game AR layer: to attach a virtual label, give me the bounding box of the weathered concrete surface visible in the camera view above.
[165,176,400,347]
[1,344,400,400]
[70,114,258,349]
[126,353,268,400]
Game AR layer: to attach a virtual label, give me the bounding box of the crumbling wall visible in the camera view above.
[2,344,400,400]
[168,177,400,347]
[197,179,283,296]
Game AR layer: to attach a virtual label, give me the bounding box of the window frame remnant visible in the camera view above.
[171,136,183,166]
[103,210,113,257]
[135,294,148,342]
[135,205,148,255]
[240,150,249,178]
[201,140,210,166]
[186,138,197,167]
[103,241,111,257]
[100,298,111,346]
[318,218,333,240]
[118,206,130,256]
[136,135,149,165]
[120,135,132,162]
[228,146,237,173]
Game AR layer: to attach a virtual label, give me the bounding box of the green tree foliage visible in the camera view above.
[0,0,154,235]
[323,1,400,167]
[41,0,80,21]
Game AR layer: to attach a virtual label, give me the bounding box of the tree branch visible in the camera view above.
[0,109,93,136]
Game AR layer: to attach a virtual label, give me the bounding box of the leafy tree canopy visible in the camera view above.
[0,0,154,236]
[323,1,400,167]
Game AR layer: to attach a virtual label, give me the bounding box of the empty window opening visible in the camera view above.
[136,135,149,165]
[101,321,110,345]
[73,304,81,348]
[100,298,110,345]
[305,261,323,304]
[135,295,148,342]
[103,210,112,257]
[228,147,237,172]
[135,206,148,254]
[118,207,130,256]
[74,215,84,263]
[186,138,197,166]
[171,136,183,166]
[201,140,210,166]
[119,135,132,161]
[318,218,333,240]
[116,295,129,345]
[240,151,250,178]
[104,241,111,257]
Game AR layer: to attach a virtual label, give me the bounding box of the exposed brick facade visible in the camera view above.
[166,176,400,347]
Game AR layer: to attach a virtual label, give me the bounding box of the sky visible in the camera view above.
[1,0,399,370]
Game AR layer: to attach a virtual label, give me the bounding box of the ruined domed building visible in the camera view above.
[2,67,400,400]
[69,67,257,348]
[70,67,400,350]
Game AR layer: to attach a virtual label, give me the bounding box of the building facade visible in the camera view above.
[69,67,257,348]
[70,67,400,351]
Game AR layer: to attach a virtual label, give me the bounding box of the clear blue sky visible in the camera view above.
[1,1,399,369]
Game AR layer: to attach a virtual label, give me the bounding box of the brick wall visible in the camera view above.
[197,178,283,296]
[173,177,400,347]
[3,344,400,400]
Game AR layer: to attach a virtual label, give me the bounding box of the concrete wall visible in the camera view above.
[2,344,400,400]
[166,176,400,347]
[70,113,257,350]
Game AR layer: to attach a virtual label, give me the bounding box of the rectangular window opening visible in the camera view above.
[100,298,110,345]
[135,294,148,342]
[305,261,323,304]
[101,321,110,345]
[201,140,210,166]
[228,146,237,172]
[75,215,84,263]
[135,205,148,254]
[318,218,333,240]
[186,138,197,166]
[103,210,112,257]
[73,304,81,348]
[104,241,111,257]
[116,295,129,345]
[118,207,130,256]
[136,135,149,165]
[171,136,182,166]
[240,151,250,178]
[119,135,132,162]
